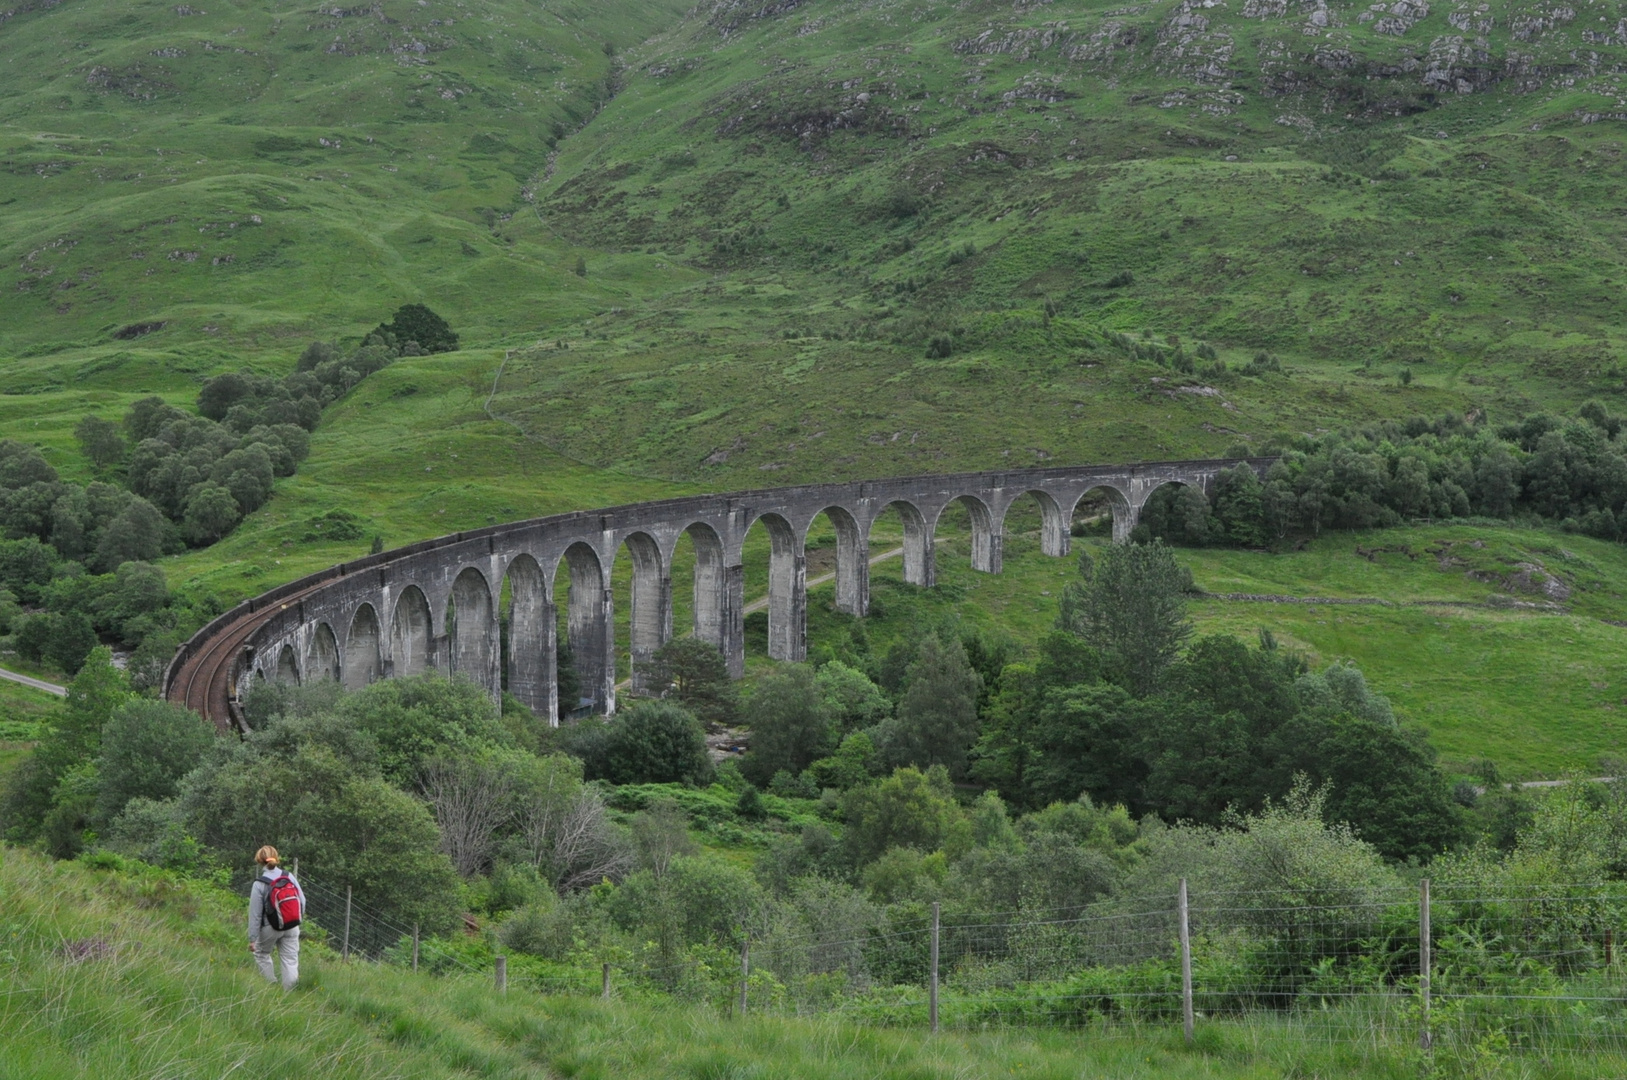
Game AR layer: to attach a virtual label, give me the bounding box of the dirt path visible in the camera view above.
[741,546,904,616]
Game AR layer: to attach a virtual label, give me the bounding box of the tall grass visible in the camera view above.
[4,846,1625,1078]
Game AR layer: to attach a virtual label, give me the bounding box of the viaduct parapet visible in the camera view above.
[165,458,1273,731]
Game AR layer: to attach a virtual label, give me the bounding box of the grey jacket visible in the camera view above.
[248,867,306,941]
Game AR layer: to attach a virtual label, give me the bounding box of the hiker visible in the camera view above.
[248,845,306,990]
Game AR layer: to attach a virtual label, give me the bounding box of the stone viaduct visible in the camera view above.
[165,458,1273,731]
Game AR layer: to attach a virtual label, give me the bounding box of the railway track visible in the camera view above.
[167,578,332,731]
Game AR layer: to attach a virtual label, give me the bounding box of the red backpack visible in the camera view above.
[260,874,302,931]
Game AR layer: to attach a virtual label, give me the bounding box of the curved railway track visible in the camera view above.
[169,578,332,731]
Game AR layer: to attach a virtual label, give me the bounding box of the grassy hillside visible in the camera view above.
[0,0,695,355]
[0,844,1463,1080]
[5,0,1627,781]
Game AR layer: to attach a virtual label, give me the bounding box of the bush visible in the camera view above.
[565,701,713,786]
[742,665,834,787]
[372,302,458,354]
[95,699,215,827]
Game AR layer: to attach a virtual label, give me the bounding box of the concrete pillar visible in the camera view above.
[1035,492,1070,558]
[342,602,383,690]
[827,508,870,617]
[626,534,672,696]
[1112,504,1139,544]
[391,586,433,678]
[450,568,500,699]
[966,497,1001,575]
[897,503,935,588]
[563,551,615,716]
[691,524,727,651]
[507,557,553,722]
[835,531,870,617]
[630,572,673,694]
[721,563,745,678]
[597,584,617,715]
[766,527,807,663]
[974,528,1003,574]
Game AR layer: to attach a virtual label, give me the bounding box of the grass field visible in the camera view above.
[6,0,1627,783]
[6,844,1618,1080]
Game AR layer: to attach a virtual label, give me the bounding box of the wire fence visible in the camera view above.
[275,875,1627,1066]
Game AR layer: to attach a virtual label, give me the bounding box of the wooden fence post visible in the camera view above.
[1420,878,1432,1052]
[739,934,750,1017]
[495,955,507,993]
[342,885,352,962]
[930,901,941,1034]
[412,923,420,974]
[602,962,611,1000]
[1179,878,1194,1045]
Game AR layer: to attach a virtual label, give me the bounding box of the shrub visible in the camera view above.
[565,701,713,786]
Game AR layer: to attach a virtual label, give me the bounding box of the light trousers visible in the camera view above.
[254,925,300,990]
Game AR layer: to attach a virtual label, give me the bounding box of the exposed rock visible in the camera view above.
[1510,5,1574,41]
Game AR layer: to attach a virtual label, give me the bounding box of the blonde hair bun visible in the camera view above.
[254,845,280,867]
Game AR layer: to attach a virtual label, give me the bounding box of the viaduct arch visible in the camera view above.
[166,458,1272,731]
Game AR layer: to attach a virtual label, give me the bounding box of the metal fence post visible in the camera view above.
[602,962,611,1000]
[739,934,750,1017]
[930,901,941,1034]
[412,923,420,974]
[495,955,507,993]
[342,885,352,962]
[1419,878,1432,1052]
[1178,878,1194,1045]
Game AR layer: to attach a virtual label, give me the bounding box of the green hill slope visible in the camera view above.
[6,0,1627,781]
[0,844,1423,1080]
[0,0,691,360]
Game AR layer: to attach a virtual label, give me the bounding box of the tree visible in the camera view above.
[0,650,129,845]
[297,340,337,373]
[93,499,167,572]
[816,660,892,732]
[181,484,240,544]
[178,709,462,932]
[339,673,514,786]
[875,634,982,778]
[645,637,736,726]
[1058,541,1193,696]
[212,444,275,514]
[123,396,188,442]
[98,560,170,639]
[567,700,713,786]
[510,753,630,890]
[197,373,253,421]
[0,537,56,604]
[742,664,835,786]
[94,699,214,827]
[631,796,697,878]
[1276,713,1464,862]
[74,415,124,470]
[839,765,963,866]
[43,612,97,675]
[1211,465,1268,547]
[418,752,515,877]
[374,303,458,354]
[0,439,59,488]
